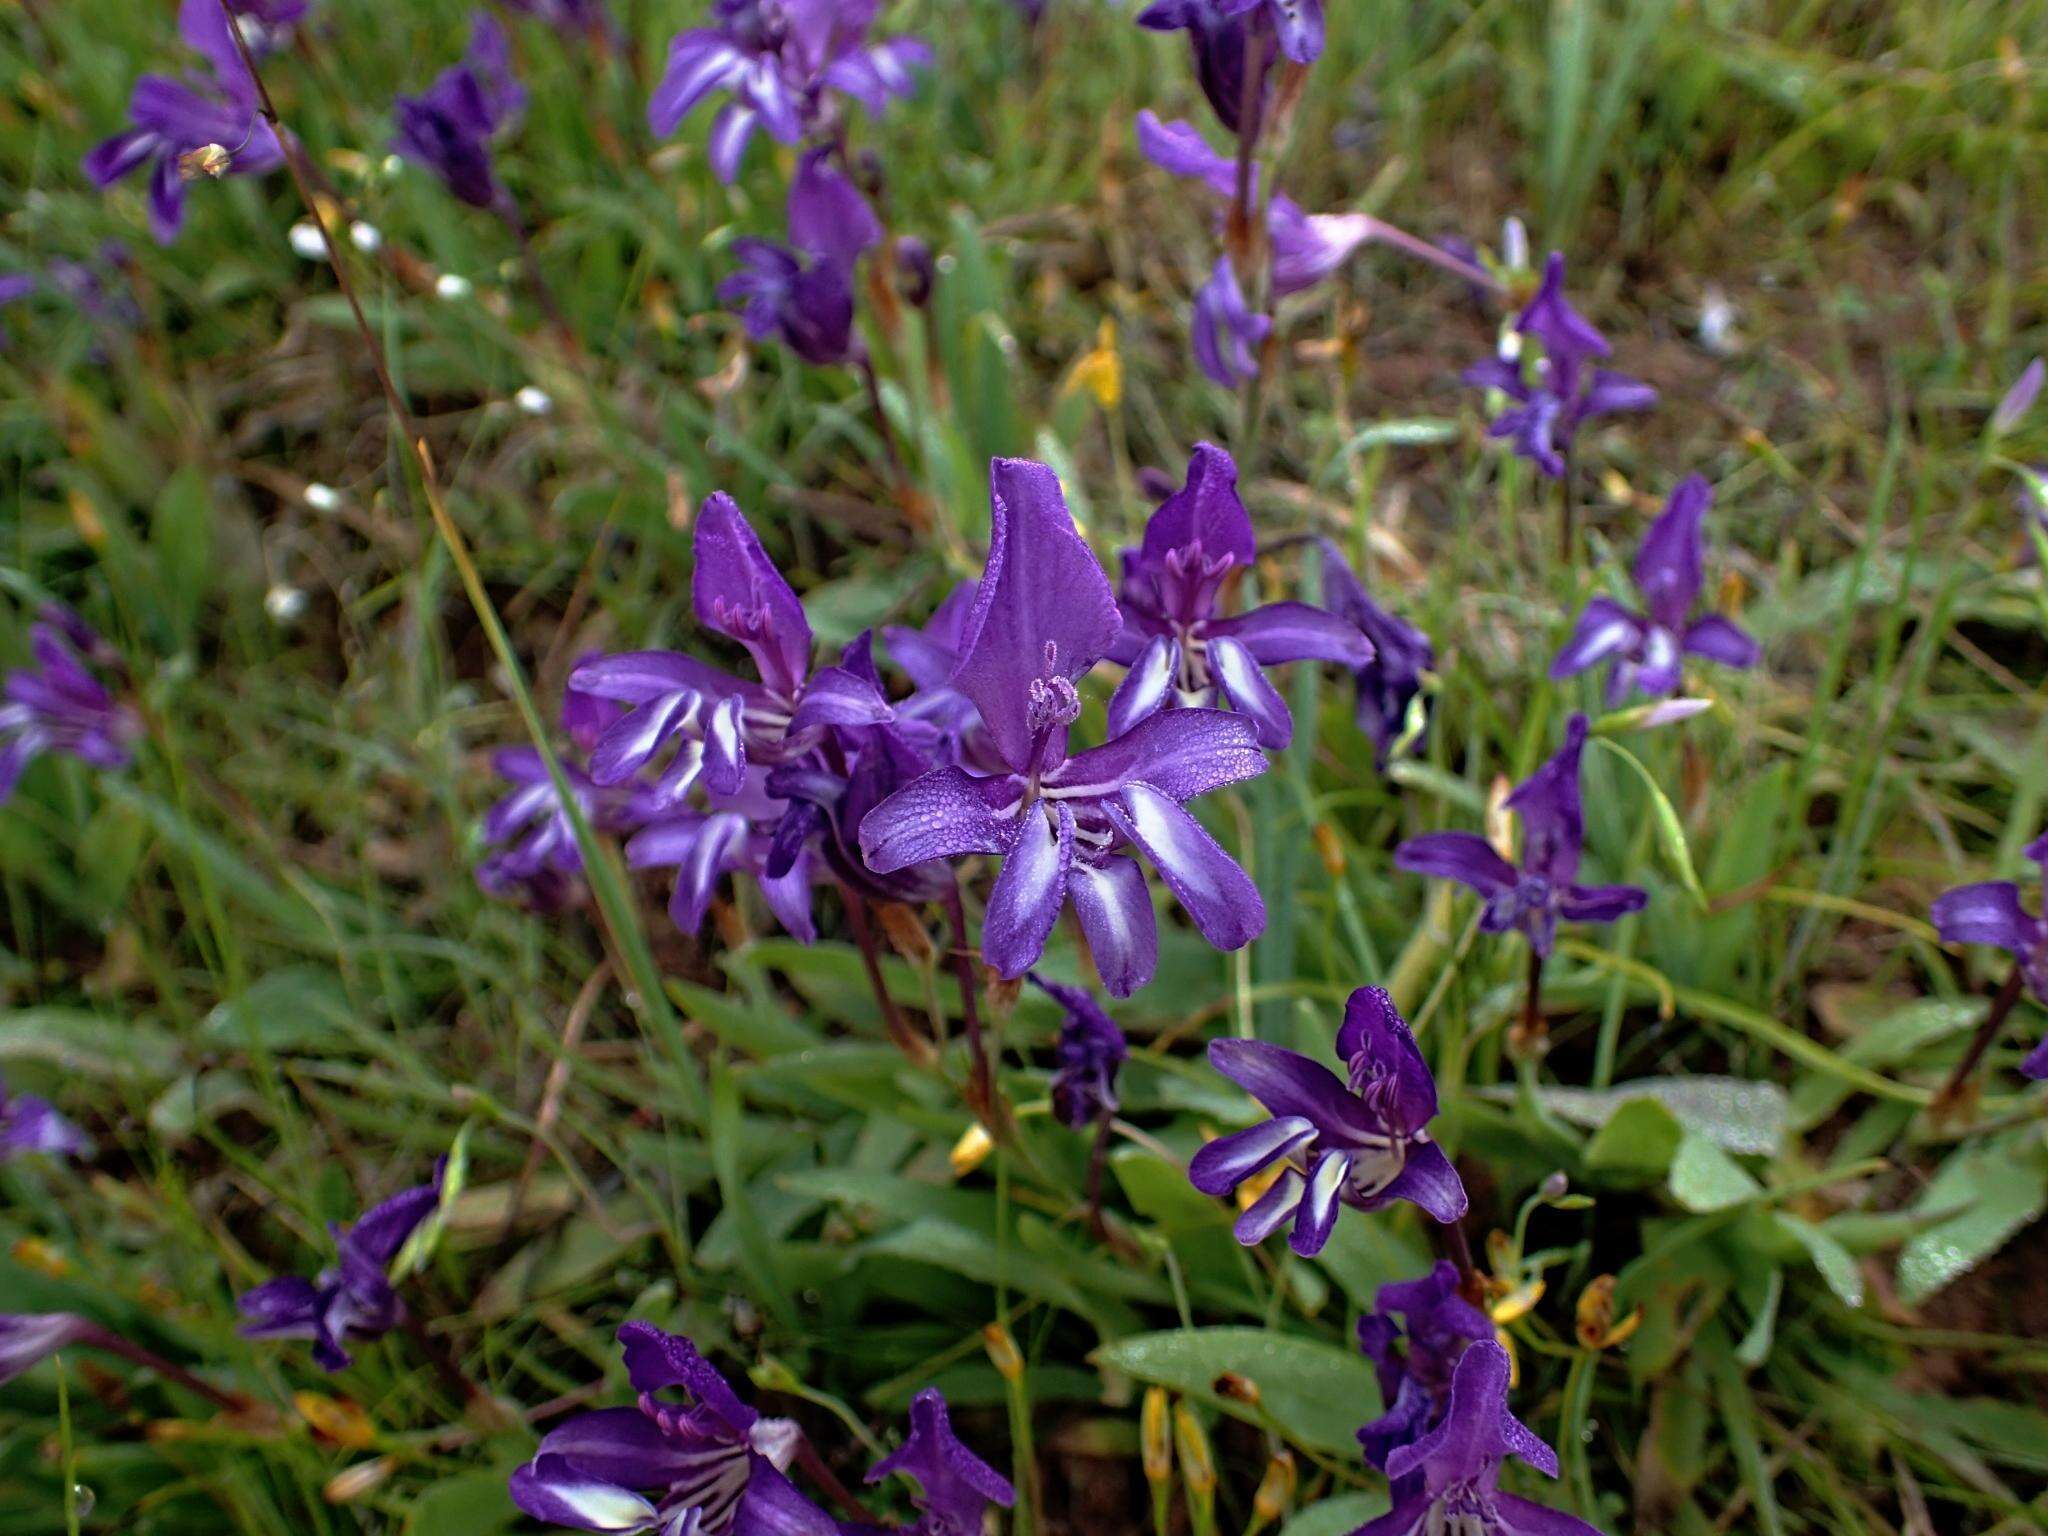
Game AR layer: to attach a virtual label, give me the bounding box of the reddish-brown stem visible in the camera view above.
[1084,1110,1115,1241]
[796,1435,873,1525]
[941,877,1000,1131]
[1932,963,2028,1116]
[76,1325,252,1415]
[843,886,930,1064]
[498,202,584,361]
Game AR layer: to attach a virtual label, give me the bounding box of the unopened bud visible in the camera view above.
[1140,1387,1173,1485]
[1250,1451,1296,1531]
[1312,822,1346,878]
[288,221,326,259]
[1540,1171,1570,1201]
[981,1323,1023,1382]
[179,143,232,181]
[323,1457,396,1503]
[948,1122,995,1178]
[1575,1274,1642,1351]
[1173,1402,1216,1534]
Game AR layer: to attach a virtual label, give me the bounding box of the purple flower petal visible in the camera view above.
[1204,1038,1365,1130]
[1138,442,1254,571]
[1187,1114,1316,1196]
[1633,474,1710,631]
[1068,856,1159,998]
[615,1322,757,1436]
[858,767,1019,873]
[1208,635,1292,750]
[1207,600,1375,668]
[1680,614,1759,670]
[981,804,1073,979]
[786,665,893,737]
[1232,1167,1304,1244]
[1134,110,1236,197]
[1930,881,2029,951]
[1106,633,1178,739]
[693,493,813,700]
[1050,707,1266,804]
[1379,1140,1468,1224]
[1107,782,1264,950]
[1393,832,1516,897]
[1557,882,1648,925]
[509,1454,659,1533]
[1549,597,1643,681]
[787,147,881,267]
[532,1407,704,1491]
[1505,714,1590,886]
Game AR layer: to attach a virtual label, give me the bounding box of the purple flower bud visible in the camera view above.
[0,1074,90,1162]
[1032,977,1128,1128]
[1931,831,2048,1078]
[719,151,881,367]
[0,1313,97,1385]
[1396,714,1647,958]
[1192,257,1269,388]
[867,1389,1016,1536]
[1189,987,1468,1255]
[392,12,526,211]
[1992,357,2043,436]
[0,613,141,805]
[1136,0,1269,133]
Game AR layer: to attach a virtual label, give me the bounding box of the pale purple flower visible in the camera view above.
[476,743,653,913]
[509,1323,825,1536]
[1992,357,2043,436]
[1107,444,1372,749]
[1356,1261,1493,1486]
[237,1161,445,1371]
[1549,475,1759,701]
[719,148,881,366]
[393,12,526,211]
[0,612,140,804]
[1188,987,1467,1255]
[1033,977,1128,1129]
[866,1388,1015,1536]
[650,0,931,182]
[1318,539,1433,764]
[1395,714,1646,959]
[626,769,820,943]
[83,0,285,244]
[1464,252,1656,477]
[858,458,1270,997]
[0,1074,90,1162]
[0,1314,97,1385]
[1931,832,2048,1079]
[1358,1341,1598,1536]
[1135,0,1267,133]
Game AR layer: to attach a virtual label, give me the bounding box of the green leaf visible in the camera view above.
[1774,1213,1864,1309]
[1584,1097,1685,1181]
[201,966,356,1052]
[0,1008,181,1080]
[1531,1076,1786,1156]
[1897,1130,2048,1305]
[1591,736,1706,909]
[865,1218,1136,1340]
[1093,1328,1383,1456]
[1667,1133,1762,1213]
[405,1466,519,1536]
[1280,1492,1392,1536]
[151,465,215,645]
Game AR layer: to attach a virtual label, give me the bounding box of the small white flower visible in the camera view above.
[515,386,553,417]
[1698,285,1740,357]
[264,585,309,625]
[349,221,382,254]
[288,222,326,260]
[304,482,341,512]
[435,273,473,300]
[381,153,405,178]
[1502,215,1530,275]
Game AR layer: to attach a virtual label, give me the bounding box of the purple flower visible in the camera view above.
[1992,357,2043,436]
[218,0,313,54]
[508,1322,819,1536]
[573,492,894,940]
[1188,987,1467,1255]
[1931,832,2048,1079]
[1549,475,1759,701]
[1192,256,1270,389]
[1032,977,1128,1129]
[0,1075,90,1162]
[0,1314,97,1385]
[1135,0,1267,133]
[0,245,140,343]
[866,1388,1016,1536]
[392,12,526,211]
[718,148,881,367]
[1107,444,1372,750]
[1317,539,1433,765]
[858,459,1270,997]
[1395,714,1646,959]
[650,0,931,182]
[1356,1261,1493,1484]
[476,742,653,913]
[500,0,616,44]
[1358,1341,1598,1536]
[237,1161,445,1371]
[1464,252,1656,478]
[0,612,140,805]
[83,0,285,244]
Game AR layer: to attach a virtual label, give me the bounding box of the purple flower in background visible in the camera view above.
[1108,444,1372,750]
[1358,1341,1597,1536]
[867,1388,1016,1536]
[83,0,285,244]
[650,0,931,182]
[500,0,615,44]
[218,0,313,54]
[859,459,1269,997]
[0,612,140,805]
[1033,977,1128,1129]
[1464,252,1656,477]
[1357,1261,1493,1485]
[1991,357,2043,436]
[1318,540,1433,764]
[1192,257,1270,389]
[1188,987,1467,1255]
[0,1075,90,1162]
[1931,832,2048,1079]
[626,769,820,943]
[1396,714,1646,959]
[393,12,526,211]
[1135,0,1267,134]
[0,1314,97,1385]
[1550,475,1759,701]
[509,1322,817,1536]
[0,246,140,343]
[237,1161,445,1371]
[719,149,881,367]
[476,743,653,914]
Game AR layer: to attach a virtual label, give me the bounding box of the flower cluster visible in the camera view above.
[0,608,139,805]
[719,149,881,367]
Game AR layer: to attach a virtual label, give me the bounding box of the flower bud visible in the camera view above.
[323,1456,396,1503]
[178,143,232,181]
[981,1323,1023,1382]
[1140,1387,1173,1486]
[949,1122,995,1178]
[1250,1450,1296,1531]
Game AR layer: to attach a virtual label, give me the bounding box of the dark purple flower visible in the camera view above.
[509,1322,822,1536]
[1107,444,1372,750]
[1191,256,1269,390]
[1229,0,1323,62]
[1463,252,1656,478]
[237,1161,445,1371]
[1395,714,1646,959]
[858,459,1270,997]
[718,149,881,367]
[1135,0,1267,133]
[867,1388,1016,1536]
[1550,475,1759,701]
[83,0,285,244]
[892,234,936,308]
[0,613,140,805]
[392,12,526,211]
[574,492,894,941]
[1931,832,2048,1079]
[1032,977,1128,1129]
[0,1314,97,1385]
[1358,1341,1595,1536]
[0,1074,90,1162]
[650,0,931,182]
[217,0,313,54]
[1318,539,1433,764]
[500,0,616,45]
[476,742,654,913]
[1356,1261,1493,1484]
[1188,987,1467,1255]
